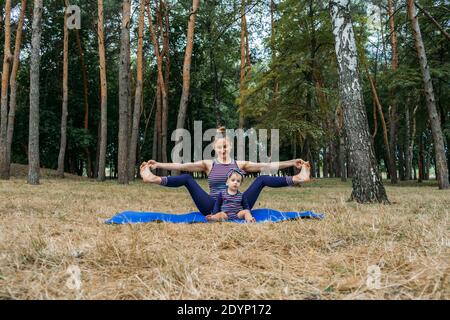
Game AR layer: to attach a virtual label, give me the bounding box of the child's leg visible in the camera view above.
[160,174,216,215]
[243,175,295,209]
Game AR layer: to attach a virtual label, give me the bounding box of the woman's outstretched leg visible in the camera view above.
[140,163,215,215]
[243,162,311,209]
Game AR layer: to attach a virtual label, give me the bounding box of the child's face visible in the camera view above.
[227,173,242,191]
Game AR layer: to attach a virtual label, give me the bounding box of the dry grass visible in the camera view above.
[0,165,449,300]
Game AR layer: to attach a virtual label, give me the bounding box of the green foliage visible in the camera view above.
[2,0,448,175]
[240,0,336,151]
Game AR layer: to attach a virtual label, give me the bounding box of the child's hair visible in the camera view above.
[226,168,245,181]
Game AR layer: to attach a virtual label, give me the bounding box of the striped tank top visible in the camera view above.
[208,158,240,201]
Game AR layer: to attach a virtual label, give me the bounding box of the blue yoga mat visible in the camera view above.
[105,208,325,224]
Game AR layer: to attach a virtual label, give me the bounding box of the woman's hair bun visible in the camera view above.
[216,126,226,134]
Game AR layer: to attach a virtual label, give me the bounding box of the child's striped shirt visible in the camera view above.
[212,190,250,220]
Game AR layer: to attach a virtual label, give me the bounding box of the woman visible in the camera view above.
[139,127,311,215]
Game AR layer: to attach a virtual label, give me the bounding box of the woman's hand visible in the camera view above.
[294,159,306,169]
[146,159,159,170]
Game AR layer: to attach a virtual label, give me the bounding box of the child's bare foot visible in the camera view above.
[293,161,311,184]
[139,163,161,184]
[205,212,228,222]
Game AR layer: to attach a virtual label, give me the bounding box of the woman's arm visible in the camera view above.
[237,159,305,173]
[147,159,210,173]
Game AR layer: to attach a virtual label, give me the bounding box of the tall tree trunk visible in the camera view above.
[330,0,389,203]
[270,0,279,96]
[153,78,162,164]
[4,0,26,180]
[405,104,411,180]
[407,105,418,181]
[28,0,43,185]
[314,151,320,178]
[378,4,388,70]
[161,0,169,175]
[127,38,133,168]
[328,140,335,178]
[371,100,377,138]
[118,0,131,184]
[388,0,398,184]
[388,0,399,70]
[76,34,89,132]
[204,0,222,126]
[360,51,391,179]
[413,162,417,180]
[128,0,145,180]
[238,0,251,162]
[58,3,69,178]
[0,0,12,179]
[418,133,424,183]
[211,53,222,126]
[398,143,405,180]
[173,0,200,173]
[139,94,156,160]
[301,138,310,164]
[65,0,92,177]
[334,138,340,178]
[239,0,250,130]
[97,0,108,181]
[175,0,199,131]
[408,0,449,189]
[424,141,430,180]
[339,133,347,182]
[147,0,168,174]
[94,120,100,179]
[336,105,347,182]
[405,103,418,181]
[323,147,328,178]
[292,132,297,176]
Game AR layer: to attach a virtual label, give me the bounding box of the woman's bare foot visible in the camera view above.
[293,162,311,184]
[205,212,228,222]
[139,163,161,184]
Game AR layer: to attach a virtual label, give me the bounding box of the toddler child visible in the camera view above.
[205,168,255,223]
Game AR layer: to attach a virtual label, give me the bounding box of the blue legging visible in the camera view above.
[160,174,293,215]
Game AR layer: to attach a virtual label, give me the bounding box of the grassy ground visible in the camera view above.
[0,165,449,299]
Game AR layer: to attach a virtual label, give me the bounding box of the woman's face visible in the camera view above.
[214,138,231,159]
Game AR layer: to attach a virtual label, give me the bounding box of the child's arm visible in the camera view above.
[211,192,223,214]
[237,209,255,222]
[238,195,255,222]
[207,193,228,221]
